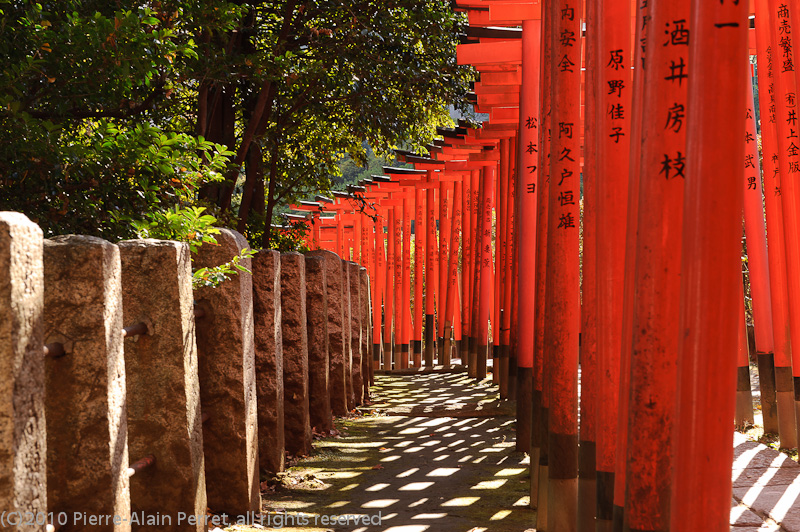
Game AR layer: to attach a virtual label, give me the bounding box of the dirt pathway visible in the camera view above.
[251,372,535,532]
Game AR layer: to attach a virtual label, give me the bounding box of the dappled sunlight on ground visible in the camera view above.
[238,373,536,532]
[730,432,800,531]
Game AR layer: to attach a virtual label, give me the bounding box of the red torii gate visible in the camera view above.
[285,2,772,529]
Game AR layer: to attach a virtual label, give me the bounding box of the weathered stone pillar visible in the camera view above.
[0,213,46,531]
[306,251,347,417]
[251,250,284,474]
[43,235,131,531]
[342,263,354,411]
[193,229,259,515]
[359,268,372,399]
[304,255,331,433]
[280,252,312,456]
[348,262,363,407]
[118,239,206,531]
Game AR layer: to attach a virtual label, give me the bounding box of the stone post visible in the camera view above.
[0,213,46,531]
[304,255,331,433]
[342,263,354,411]
[43,235,131,531]
[280,253,312,456]
[118,239,206,530]
[348,262,363,407]
[306,251,347,417]
[193,229,259,515]
[251,250,284,474]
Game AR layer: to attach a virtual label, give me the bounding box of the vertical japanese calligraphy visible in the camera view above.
[768,0,800,449]
[594,0,632,527]
[669,0,749,529]
[754,0,795,446]
[624,0,686,528]
[544,0,581,527]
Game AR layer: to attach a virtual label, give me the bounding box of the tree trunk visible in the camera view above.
[261,141,280,249]
[237,142,263,233]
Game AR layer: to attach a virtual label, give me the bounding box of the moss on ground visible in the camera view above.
[221,374,536,531]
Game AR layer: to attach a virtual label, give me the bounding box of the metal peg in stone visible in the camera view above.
[193,229,260,515]
[43,234,131,531]
[44,342,66,358]
[126,455,156,477]
[118,239,207,530]
[121,321,148,338]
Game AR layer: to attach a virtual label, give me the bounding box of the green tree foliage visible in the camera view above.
[0,1,240,238]
[0,0,474,248]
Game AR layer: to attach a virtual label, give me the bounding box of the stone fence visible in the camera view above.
[0,212,372,531]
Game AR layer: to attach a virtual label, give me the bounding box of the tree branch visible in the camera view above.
[219,0,300,211]
[26,84,165,120]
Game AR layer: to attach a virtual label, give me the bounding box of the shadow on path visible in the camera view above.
[731,432,800,531]
[256,372,535,532]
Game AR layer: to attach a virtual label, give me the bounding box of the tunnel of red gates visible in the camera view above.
[1,0,798,531]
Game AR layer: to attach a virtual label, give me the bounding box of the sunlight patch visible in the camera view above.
[495,468,526,477]
[426,468,459,477]
[490,510,512,520]
[360,499,399,509]
[383,525,429,532]
[326,501,350,508]
[471,479,508,490]
[399,482,434,491]
[411,513,448,520]
[513,496,531,507]
[397,468,419,478]
[327,471,362,479]
[441,496,480,507]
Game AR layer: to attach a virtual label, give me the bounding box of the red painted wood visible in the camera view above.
[505,137,518,390]
[444,180,463,363]
[425,173,437,365]
[478,92,521,106]
[489,2,542,23]
[457,40,523,65]
[401,193,413,368]
[577,0,598,527]
[769,0,800,445]
[414,186,425,366]
[462,169,474,353]
[755,0,791,372]
[478,166,495,351]
[754,0,796,447]
[517,17,541,370]
[438,183,453,349]
[744,73,776,365]
[393,204,403,359]
[481,69,523,86]
[669,0,749,529]
[623,0,686,528]
[386,206,397,367]
[544,0,581,526]
[495,140,509,365]
[593,0,632,522]
[372,215,383,365]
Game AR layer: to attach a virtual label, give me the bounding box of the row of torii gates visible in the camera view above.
[286,0,795,531]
